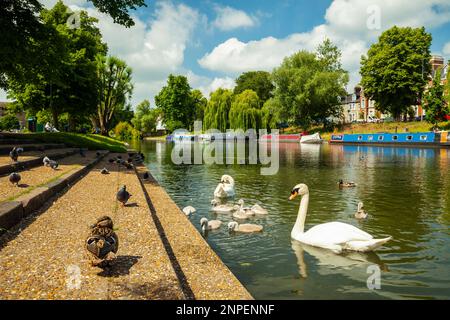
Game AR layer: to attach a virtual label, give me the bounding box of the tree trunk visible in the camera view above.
[68,114,76,132]
[52,109,59,130]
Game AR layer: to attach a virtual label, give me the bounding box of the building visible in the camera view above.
[340,86,388,124]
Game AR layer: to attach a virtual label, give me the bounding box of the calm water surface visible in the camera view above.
[137,140,450,300]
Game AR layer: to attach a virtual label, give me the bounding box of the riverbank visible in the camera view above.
[318,121,450,141]
[0,132,127,152]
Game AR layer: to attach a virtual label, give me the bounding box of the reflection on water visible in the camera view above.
[137,140,450,300]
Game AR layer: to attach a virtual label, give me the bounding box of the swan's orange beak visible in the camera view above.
[289,191,298,201]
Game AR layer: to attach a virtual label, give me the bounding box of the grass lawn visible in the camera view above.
[3,132,127,152]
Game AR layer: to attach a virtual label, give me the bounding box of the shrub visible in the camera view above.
[0,114,20,131]
[113,122,140,141]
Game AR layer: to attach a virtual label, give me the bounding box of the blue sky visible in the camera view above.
[2,0,450,106]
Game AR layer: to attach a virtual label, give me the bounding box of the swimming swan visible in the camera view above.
[232,199,255,220]
[183,206,196,216]
[237,199,268,215]
[228,221,263,233]
[200,217,222,232]
[210,199,238,214]
[214,175,235,198]
[355,202,368,219]
[289,184,391,254]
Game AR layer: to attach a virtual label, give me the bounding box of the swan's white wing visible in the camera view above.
[304,222,373,245]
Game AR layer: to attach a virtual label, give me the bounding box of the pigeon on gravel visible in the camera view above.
[86,216,119,267]
[108,158,115,163]
[49,160,59,170]
[116,185,131,206]
[143,172,149,180]
[9,147,23,162]
[43,156,51,166]
[127,157,133,163]
[79,148,86,157]
[9,172,21,186]
[96,151,101,158]
[117,155,122,160]
[100,168,109,174]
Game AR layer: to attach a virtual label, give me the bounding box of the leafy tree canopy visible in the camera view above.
[203,88,233,131]
[424,68,446,125]
[229,89,262,131]
[360,26,432,120]
[234,71,274,104]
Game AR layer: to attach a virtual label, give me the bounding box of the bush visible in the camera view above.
[113,122,140,141]
[0,114,20,131]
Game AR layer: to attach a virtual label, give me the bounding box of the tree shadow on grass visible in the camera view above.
[97,255,141,277]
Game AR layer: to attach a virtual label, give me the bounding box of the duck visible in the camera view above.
[289,183,391,253]
[116,185,131,206]
[86,216,119,267]
[355,202,368,219]
[182,206,196,216]
[200,217,222,232]
[210,199,238,214]
[213,175,235,198]
[9,172,21,186]
[228,221,263,233]
[338,179,357,188]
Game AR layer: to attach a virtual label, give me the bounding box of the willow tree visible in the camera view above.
[203,88,233,131]
[94,55,133,135]
[229,89,262,131]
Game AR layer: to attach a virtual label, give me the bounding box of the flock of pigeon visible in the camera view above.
[85,151,150,267]
[182,175,269,235]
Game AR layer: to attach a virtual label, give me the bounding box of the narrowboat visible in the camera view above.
[330,131,450,147]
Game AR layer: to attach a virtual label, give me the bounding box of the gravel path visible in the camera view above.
[0,151,98,203]
[0,155,183,299]
[0,148,76,166]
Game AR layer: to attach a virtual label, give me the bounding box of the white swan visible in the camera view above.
[250,203,268,215]
[289,184,391,254]
[232,199,255,220]
[355,202,368,219]
[213,175,235,198]
[210,199,238,214]
[182,206,196,216]
[228,221,263,233]
[200,217,222,232]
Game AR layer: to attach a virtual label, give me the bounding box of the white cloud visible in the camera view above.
[186,71,235,98]
[213,6,257,31]
[444,42,450,56]
[199,0,450,91]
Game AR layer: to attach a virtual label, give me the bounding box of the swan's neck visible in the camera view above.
[293,193,309,234]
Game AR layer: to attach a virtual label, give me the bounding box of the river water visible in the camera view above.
[137,140,450,300]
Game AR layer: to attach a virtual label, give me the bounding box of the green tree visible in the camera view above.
[423,69,446,126]
[94,55,133,135]
[445,69,450,109]
[203,88,233,131]
[131,99,151,131]
[155,75,195,132]
[261,97,282,131]
[0,114,20,131]
[0,0,146,91]
[360,26,432,121]
[7,1,106,130]
[272,40,348,129]
[191,89,207,121]
[234,71,274,104]
[229,90,262,131]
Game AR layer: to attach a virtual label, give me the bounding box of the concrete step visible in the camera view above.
[0,151,108,232]
[0,148,78,176]
[0,139,37,145]
[0,143,66,155]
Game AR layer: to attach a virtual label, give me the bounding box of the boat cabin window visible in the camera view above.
[420,135,427,141]
[407,135,413,141]
[358,136,363,141]
[378,136,384,141]
[368,136,373,141]
[392,135,398,141]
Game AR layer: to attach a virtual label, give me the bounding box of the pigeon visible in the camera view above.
[139,152,145,160]
[86,216,119,267]
[100,168,109,174]
[79,148,86,157]
[143,172,149,180]
[116,185,131,206]
[9,172,21,186]
[43,156,51,166]
[108,158,115,163]
[49,160,59,170]
[124,162,133,170]
[117,155,122,160]
[96,151,101,158]
[127,157,133,163]
[9,147,19,162]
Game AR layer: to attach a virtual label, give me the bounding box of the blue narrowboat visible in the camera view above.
[330,131,450,147]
